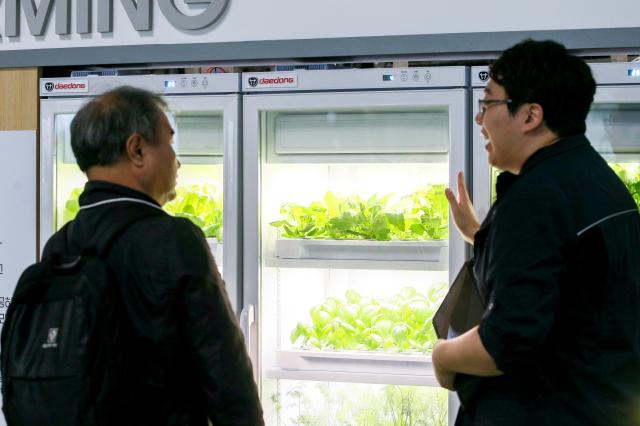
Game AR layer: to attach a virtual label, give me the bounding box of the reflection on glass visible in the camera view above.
[272,380,447,426]
[587,104,640,155]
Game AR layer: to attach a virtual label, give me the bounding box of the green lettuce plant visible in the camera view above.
[325,192,396,241]
[392,185,449,240]
[270,186,449,241]
[610,163,640,208]
[290,285,446,353]
[164,184,223,241]
[270,201,328,239]
[62,188,83,226]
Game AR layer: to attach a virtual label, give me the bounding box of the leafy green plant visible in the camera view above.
[270,201,328,239]
[62,188,83,226]
[610,163,640,208]
[164,184,224,241]
[290,285,446,353]
[325,192,396,241]
[392,185,449,240]
[270,186,449,241]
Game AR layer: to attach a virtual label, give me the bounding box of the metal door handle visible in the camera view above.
[240,304,257,381]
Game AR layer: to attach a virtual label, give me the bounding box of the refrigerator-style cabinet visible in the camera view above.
[242,68,468,425]
[586,62,640,209]
[471,63,640,219]
[39,74,243,312]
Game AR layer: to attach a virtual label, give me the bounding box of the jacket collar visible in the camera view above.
[520,133,589,175]
[79,180,161,208]
[495,134,589,201]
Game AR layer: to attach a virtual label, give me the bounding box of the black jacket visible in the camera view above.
[43,181,264,426]
[461,135,640,426]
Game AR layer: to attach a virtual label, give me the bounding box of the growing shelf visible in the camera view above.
[270,238,448,271]
[267,349,437,387]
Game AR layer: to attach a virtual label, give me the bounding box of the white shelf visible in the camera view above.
[269,238,448,271]
[276,238,446,261]
[266,257,447,271]
[267,349,437,387]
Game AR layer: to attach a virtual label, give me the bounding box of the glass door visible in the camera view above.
[472,85,640,218]
[585,86,640,208]
[471,88,493,222]
[244,89,467,425]
[40,93,242,311]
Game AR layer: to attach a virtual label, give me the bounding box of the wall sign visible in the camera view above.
[1,0,640,68]
[0,131,36,326]
[0,131,36,426]
[2,0,229,36]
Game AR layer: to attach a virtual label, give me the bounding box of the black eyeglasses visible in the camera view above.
[477,99,512,117]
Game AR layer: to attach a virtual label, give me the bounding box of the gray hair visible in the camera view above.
[70,86,168,172]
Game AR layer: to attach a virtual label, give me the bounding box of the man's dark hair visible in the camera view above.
[489,39,596,138]
[70,86,167,172]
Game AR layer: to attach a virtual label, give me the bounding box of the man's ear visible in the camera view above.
[125,132,145,167]
[523,103,544,131]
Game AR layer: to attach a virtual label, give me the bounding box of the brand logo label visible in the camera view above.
[246,74,298,89]
[42,328,59,349]
[41,80,89,94]
[478,71,489,82]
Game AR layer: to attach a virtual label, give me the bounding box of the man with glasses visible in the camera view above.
[433,39,640,425]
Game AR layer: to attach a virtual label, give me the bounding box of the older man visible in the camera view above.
[42,86,264,425]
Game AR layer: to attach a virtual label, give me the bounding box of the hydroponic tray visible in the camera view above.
[275,238,447,262]
[267,349,436,386]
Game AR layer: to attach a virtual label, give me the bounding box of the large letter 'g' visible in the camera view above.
[158,0,229,30]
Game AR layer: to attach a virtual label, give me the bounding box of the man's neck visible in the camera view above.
[86,164,144,194]
[511,130,560,174]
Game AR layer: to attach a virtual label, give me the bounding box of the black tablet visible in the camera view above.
[432,260,485,339]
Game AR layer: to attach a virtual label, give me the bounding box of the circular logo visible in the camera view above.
[478,71,489,82]
[248,77,258,87]
[45,82,54,92]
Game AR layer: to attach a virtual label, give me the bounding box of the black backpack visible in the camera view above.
[0,202,160,426]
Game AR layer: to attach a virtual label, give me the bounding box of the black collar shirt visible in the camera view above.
[462,135,640,426]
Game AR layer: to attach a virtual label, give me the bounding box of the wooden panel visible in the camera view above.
[0,68,40,131]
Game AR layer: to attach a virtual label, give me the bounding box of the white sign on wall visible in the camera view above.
[0,131,36,426]
[1,0,639,51]
[0,133,37,322]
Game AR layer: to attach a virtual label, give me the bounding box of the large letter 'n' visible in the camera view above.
[121,0,151,30]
